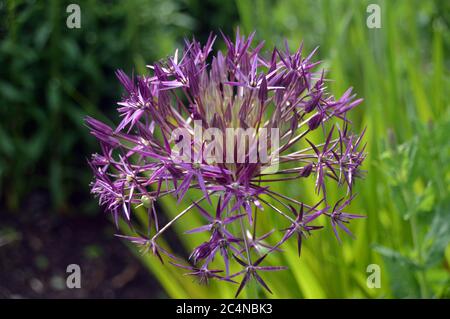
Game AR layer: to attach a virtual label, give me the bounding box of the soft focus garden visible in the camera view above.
[0,0,448,299]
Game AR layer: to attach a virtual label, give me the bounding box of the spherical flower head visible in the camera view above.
[87,30,367,297]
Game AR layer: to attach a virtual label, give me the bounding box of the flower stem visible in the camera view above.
[410,214,428,298]
[151,195,206,241]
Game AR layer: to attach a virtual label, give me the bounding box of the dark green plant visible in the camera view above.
[375,117,450,298]
[0,0,195,211]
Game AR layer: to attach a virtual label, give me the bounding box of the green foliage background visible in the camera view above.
[1,0,449,298]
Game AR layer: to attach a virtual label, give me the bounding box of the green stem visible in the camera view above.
[410,214,428,298]
[238,208,259,299]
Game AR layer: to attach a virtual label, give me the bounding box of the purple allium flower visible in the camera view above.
[87,30,366,297]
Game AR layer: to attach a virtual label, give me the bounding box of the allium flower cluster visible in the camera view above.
[87,31,366,296]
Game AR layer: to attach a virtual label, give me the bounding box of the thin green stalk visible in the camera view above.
[239,213,259,299]
[410,215,428,298]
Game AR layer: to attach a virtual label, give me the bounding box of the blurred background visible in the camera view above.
[0,0,448,298]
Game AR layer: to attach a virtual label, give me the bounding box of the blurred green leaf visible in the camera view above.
[423,206,450,268]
